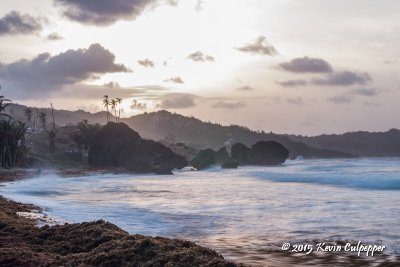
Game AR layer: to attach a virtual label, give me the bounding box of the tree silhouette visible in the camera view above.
[39,110,47,130]
[69,120,101,159]
[110,98,117,122]
[116,97,122,122]
[24,107,33,126]
[103,95,110,123]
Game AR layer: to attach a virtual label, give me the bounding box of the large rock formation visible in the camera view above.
[191,141,289,170]
[248,141,289,165]
[190,149,216,170]
[231,143,251,164]
[88,122,187,174]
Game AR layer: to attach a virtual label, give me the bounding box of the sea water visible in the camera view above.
[1,158,400,266]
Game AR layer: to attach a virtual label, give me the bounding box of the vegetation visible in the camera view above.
[0,92,27,168]
[103,95,123,122]
[69,120,101,159]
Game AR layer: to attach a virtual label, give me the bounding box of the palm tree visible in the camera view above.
[116,97,122,122]
[24,107,33,126]
[103,95,110,123]
[38,110,47,130]
[69,120,101,159]
[0,94,12,121]
[0,119,27,167]
[45,129,57,154]
[110,99,117,122]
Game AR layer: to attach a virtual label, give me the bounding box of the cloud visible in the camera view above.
[0,43,128,98]
[276,79,308,87]
[328,95,353,104]
[383,60,397,65]
[130,99,147,110]
[58,84,167,100]
[104,81,121,88]
[138,58,155,67]
[0,11,44,36]
[350,88,377,96]
[159,93,196,109]
[311,71,371,86]
[236,85,254,91]
[212,101,246,109]
[278,57,333,73]
[47,32,63,40]
[195,0,204,11]
[236,36,277,56]
[187,51,215,62]
[286,97,304,105]
[164,77,184,84]
[55,0,165,26]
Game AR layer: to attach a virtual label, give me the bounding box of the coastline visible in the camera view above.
[0,169,244,267]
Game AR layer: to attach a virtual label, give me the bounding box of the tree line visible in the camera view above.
[102,95,123,123]
[0,93,27,168]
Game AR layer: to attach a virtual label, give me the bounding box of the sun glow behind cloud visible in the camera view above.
[0,0,400,134]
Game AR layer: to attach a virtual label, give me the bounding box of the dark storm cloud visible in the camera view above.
[0,43,128,98]
[0,11,44,36]
[236,36,277,56]
[138,58,155,67]
[212,101,246,109]
[276,79,308,87]
[328,95,353,104]
[47,32,64,40]
[164,77,184,84]
[55,0,163,26]
[278,57,333,73]
[159,93,196,109]
[187,51,215,62]
[311,71,371,86]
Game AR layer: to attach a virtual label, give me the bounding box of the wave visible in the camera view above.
[247,158,400,190]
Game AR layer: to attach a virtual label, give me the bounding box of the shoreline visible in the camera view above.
[0,169,244,267]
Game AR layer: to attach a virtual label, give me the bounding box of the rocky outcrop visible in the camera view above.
[88,122,187,174]
[248,141,289,165]
[231,143,251,164]
[190,149,216,170]
[0,196,244,267]
[191,141,289,170]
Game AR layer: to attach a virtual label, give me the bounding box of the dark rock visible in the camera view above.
[231,143,250,164]
[221,161,239,169]
[190,149,215,170]
[248,141,289,165]
[215,147,230,164]
[88,122,187,174]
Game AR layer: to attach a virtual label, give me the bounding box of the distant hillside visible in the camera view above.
[122,111,351,159]
[288,129,400,157]
[9,104,399,158]
[7,104,109,126]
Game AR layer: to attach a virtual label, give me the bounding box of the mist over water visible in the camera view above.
[1,158,400,266]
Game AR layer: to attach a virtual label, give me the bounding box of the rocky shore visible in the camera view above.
[0,172,244,267]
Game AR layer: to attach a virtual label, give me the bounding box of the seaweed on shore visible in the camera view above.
[0,196,244,267]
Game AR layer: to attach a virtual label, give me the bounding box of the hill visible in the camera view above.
[123,110,351,159]
[288,129,400,157]
[8,104,400,159]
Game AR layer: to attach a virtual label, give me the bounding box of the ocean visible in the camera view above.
[1,158,399,266]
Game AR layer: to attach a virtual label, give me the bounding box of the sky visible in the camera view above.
[0,0,399,135]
